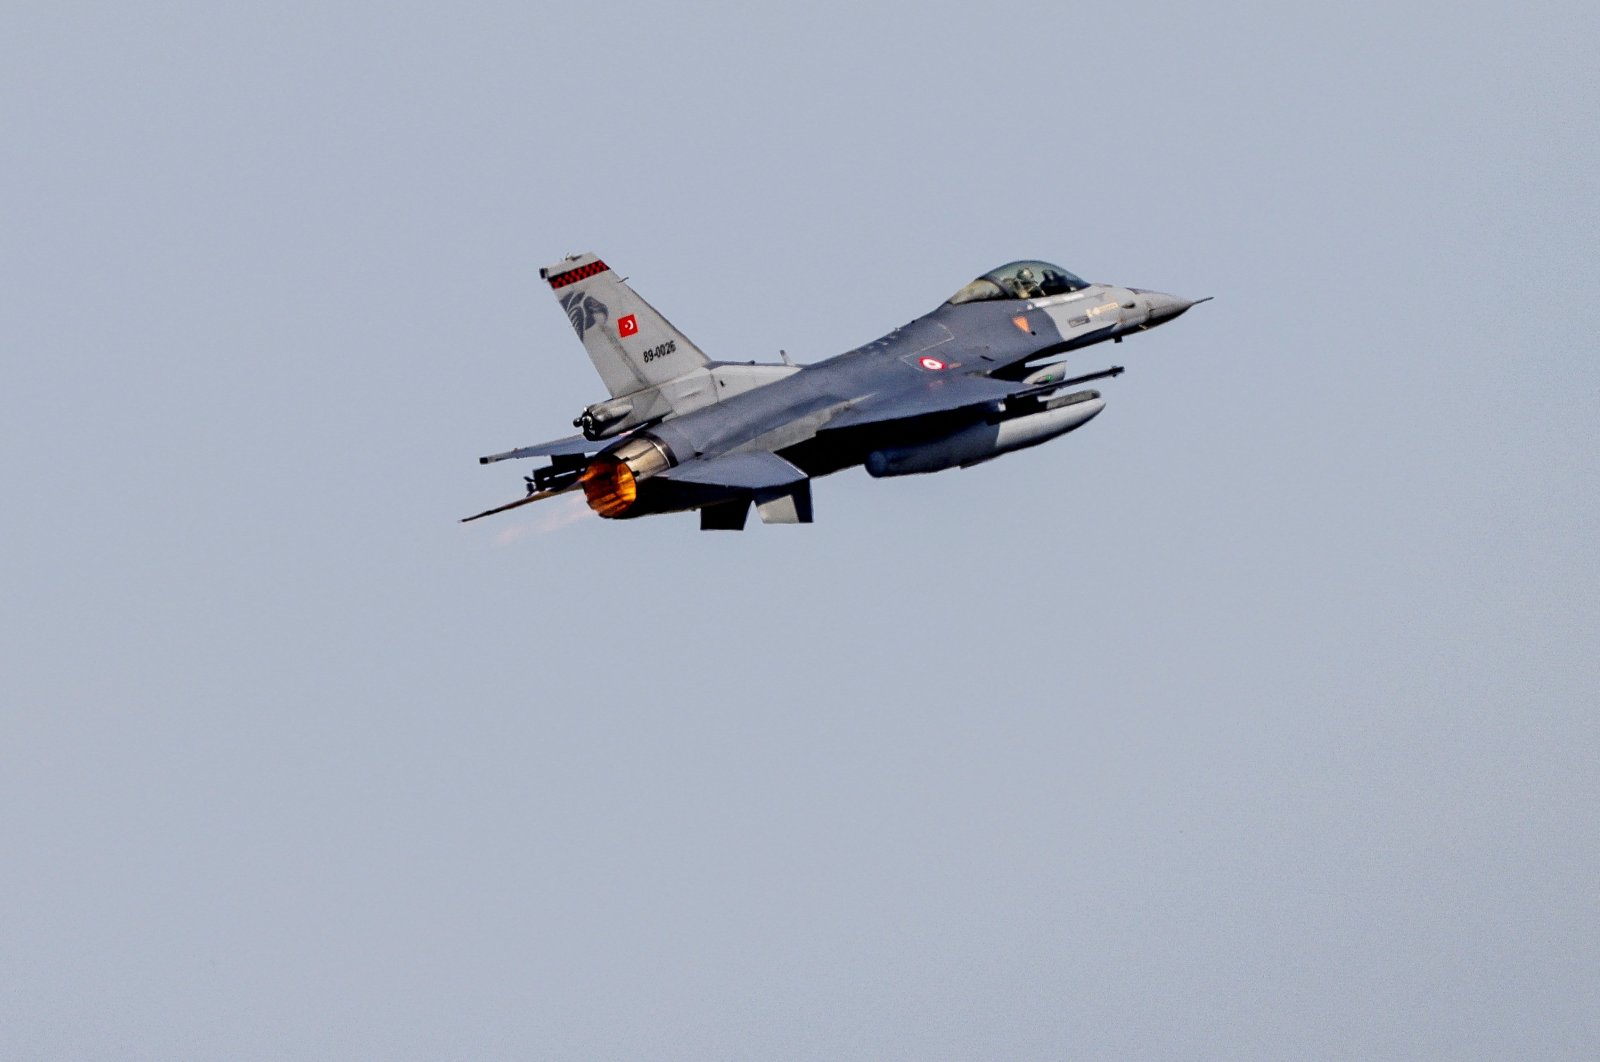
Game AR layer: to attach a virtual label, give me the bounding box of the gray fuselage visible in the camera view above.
[622,283,1188,516]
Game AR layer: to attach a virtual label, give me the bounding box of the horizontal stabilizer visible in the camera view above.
[460,482,579,523]
[478,434,614,464]
[658,451,807,491]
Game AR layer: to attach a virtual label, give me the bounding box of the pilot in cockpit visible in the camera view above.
[945,261,1089,306]
[1008,266,1044,300]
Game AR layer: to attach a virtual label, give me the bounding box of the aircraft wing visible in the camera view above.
[819,374,1024,433]
[657,451,807,490]
[477,433,618,465]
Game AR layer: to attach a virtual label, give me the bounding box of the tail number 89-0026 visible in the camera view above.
[642,339,677,363]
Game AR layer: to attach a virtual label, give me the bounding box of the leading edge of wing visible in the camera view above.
[818,374,1023,433]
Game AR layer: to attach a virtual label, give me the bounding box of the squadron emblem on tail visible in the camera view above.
[559,290,609,338]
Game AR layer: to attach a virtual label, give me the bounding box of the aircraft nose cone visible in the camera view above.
[1143,291,1200,325]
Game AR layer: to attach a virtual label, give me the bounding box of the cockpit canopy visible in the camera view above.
[946,260,1089,305]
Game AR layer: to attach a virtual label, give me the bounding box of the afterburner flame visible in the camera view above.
[579,458,637,518]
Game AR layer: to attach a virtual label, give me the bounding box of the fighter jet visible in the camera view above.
[464,253,1205,530]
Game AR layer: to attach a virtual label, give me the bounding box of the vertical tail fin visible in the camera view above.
[541,253,711,398]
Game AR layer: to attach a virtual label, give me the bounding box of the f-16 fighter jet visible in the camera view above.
[464,254,1205,530]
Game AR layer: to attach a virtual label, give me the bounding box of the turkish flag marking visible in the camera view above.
[618,314,639,337]
[919,356,947,371]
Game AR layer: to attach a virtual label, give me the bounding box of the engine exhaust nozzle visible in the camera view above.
[579,434,674,518]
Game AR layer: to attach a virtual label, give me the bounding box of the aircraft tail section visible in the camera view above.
[541,253,711,400]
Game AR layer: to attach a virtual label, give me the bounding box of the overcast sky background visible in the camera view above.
[3,2,1597,1058]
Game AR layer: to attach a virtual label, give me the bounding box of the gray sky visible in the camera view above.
[3,1,1597,1058]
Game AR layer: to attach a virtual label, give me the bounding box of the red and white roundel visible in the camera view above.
[918,356,947,371]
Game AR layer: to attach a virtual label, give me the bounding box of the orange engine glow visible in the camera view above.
[579,458,638,518]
